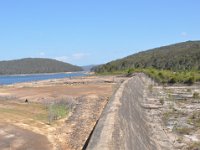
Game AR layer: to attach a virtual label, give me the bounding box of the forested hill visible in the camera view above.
[0,58,83,75]
[93,41,200,73]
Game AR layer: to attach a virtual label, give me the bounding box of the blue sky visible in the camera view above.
[0,0,199,66]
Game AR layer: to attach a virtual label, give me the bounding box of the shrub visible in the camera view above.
[168,77,177,84]
[174,127,192,135]
[47,98,75,125]
[184,76,195,85]
[193,92,200,99]
[127,68,134,74]
[159,98,164,105]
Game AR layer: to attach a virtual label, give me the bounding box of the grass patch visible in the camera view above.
[162,111,174,125]
[188,142,200,150]
[0,102,49,123]
[162,110,186,125]
[47,100,74,125]
[188,111,200,127]
[159,98,164,105]
[173,126,192,135]
[148,84,153,93]
[51,104,68,119]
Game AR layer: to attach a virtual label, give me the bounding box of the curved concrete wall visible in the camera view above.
[86,74,157,150]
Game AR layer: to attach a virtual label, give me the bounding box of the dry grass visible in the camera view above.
[0,101,49,124]
[174,126,193,135]
[188,142,200,150]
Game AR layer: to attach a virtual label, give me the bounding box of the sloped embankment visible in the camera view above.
[86,74,160,150]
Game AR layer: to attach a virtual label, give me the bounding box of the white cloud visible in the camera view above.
[55,52,90,62]
[181,32,188,37]
[72,53,90,60]
[39,52,45,56]
[55,56,70,62]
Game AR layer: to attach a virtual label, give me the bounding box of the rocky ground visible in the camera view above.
[143,76,200,150]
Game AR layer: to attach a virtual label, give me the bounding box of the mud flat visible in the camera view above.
[0,75,125,150]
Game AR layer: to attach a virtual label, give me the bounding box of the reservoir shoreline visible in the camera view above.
[0,71,88,85]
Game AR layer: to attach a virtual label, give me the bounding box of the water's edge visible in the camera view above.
[0,71,87,85]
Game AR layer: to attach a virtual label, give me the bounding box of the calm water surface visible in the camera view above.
[0,72,87,85]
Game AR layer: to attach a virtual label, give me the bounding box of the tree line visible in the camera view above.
[92,41,200,73]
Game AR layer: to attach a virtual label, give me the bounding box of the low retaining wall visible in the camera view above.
[86,74,157,150]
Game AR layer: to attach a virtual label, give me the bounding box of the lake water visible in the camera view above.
[0,72,87,85]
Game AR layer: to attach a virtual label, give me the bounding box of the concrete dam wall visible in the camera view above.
[86,74,158,150]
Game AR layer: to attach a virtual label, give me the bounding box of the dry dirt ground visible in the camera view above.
[0,75,125,150]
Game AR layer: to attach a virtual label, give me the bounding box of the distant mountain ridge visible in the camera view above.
[93,41,200,73]
[81,65,98,71]
[0,58,83,75]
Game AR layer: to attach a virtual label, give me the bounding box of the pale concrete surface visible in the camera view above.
[86,74,160,150]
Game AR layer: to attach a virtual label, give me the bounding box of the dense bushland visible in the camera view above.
[0,58,83,75]
[92,41,200,73]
